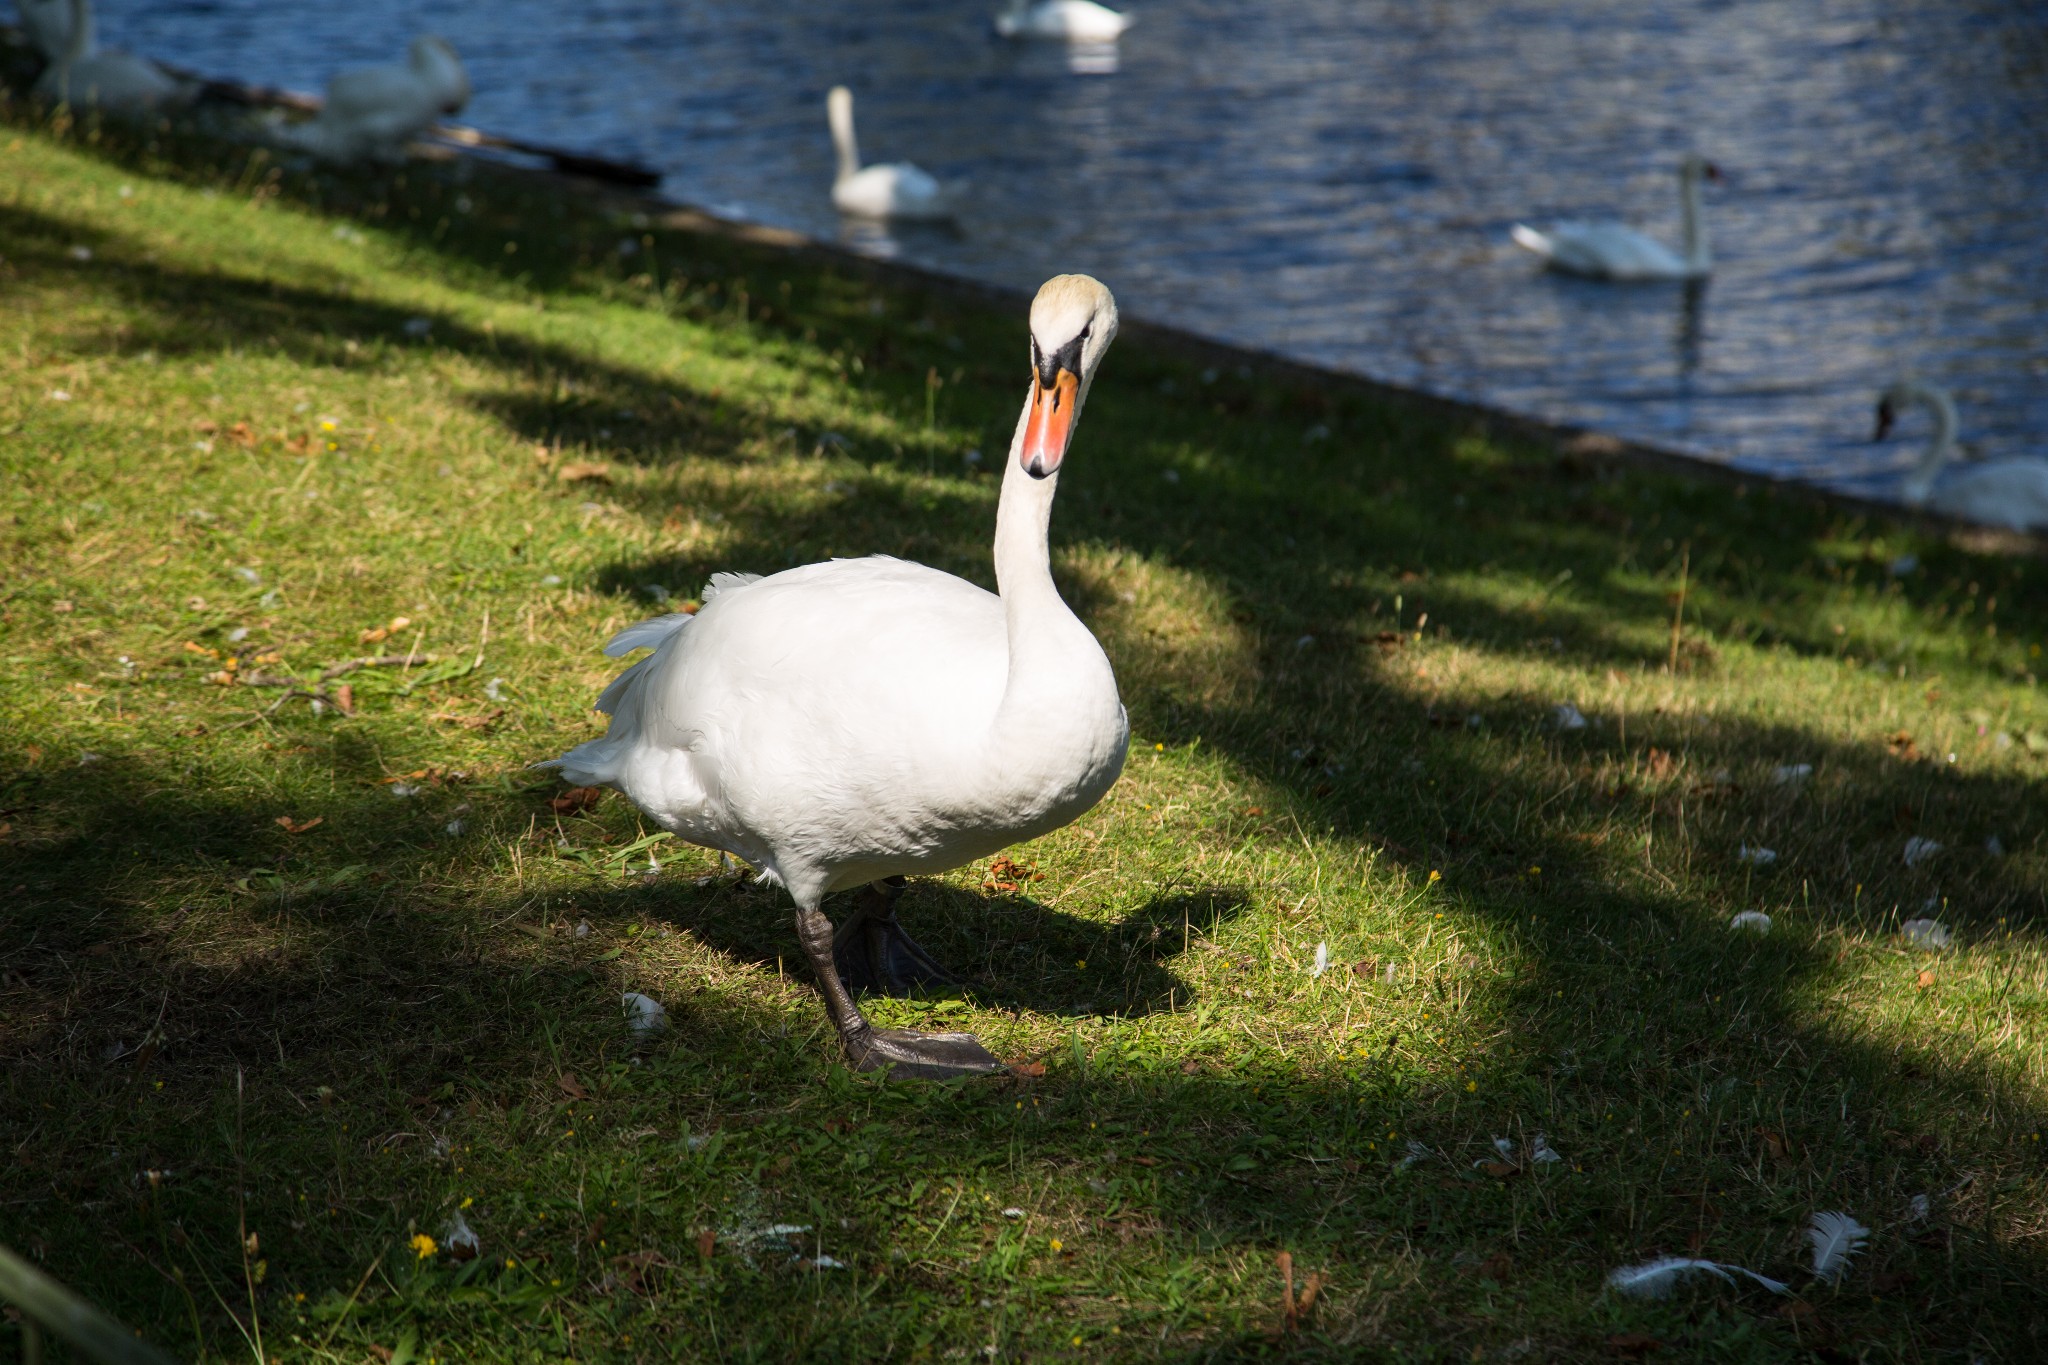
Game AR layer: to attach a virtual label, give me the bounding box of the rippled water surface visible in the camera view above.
[112,0,2048,498]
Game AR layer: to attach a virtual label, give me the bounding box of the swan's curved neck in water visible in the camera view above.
[827,89,861,185]
[1680,165,1709,273]
[1898,383,1960,503]
[61,0,95,64]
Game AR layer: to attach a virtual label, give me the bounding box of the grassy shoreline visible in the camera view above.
[4,98,2048,1362]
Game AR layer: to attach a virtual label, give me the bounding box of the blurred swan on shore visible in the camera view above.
[280,36,470,163]
[1877,381,2048,531]
[1512,154,1721,282]
[994,0,1132,41]
[828,85,959,221]
[33,0,182,114]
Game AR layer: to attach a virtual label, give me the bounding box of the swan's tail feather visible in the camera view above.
[1510,223,1552,258]
[603,612,694,659]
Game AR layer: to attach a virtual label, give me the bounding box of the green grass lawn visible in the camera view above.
[4,95,2048,1363]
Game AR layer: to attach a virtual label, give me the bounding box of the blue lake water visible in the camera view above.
[106,0,2048,501]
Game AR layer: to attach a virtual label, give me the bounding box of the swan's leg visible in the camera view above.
[832,876,961,995]
[795,901,1004,1081]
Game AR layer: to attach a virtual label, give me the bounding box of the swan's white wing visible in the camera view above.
[1532,222,1690,281]
[998,0,1131,39]
[1934,461,2048,531]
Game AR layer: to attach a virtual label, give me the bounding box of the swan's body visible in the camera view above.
[282,37,470,163]
[551,275,1127,1077]
[32,0,181,114]
[827,85,958,221]
[1512,154,1719,282]
[994,0,1132,40]
[1878,381,2048,532]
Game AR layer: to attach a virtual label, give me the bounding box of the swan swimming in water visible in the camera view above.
[827,85,959,222]
[1876,381,2048,532]
[281,36,470,164]
[32,0,181,115]
[1512,154,1721,282]
[994,0,1133,41]
[548,275,1128,1079]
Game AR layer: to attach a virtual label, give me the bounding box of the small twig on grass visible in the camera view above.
[235,1067,266,1365]
[1667,542,1690,673]
[313,1253,383,1354]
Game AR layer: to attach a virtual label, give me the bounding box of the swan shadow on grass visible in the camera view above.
[634,877,1252,1021]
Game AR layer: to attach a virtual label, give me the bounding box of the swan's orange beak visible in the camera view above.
[1021,366,1079,479]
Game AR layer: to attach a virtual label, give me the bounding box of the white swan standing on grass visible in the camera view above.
[1512,154,1721,282]
[32,0,181,114]
[994,0,1132,41]
[280,36,471,164]
[828,85,959,221]
[548,275,1129,1079]
[1876,380,2048,531]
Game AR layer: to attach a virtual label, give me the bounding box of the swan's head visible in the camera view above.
[410,36,470,111]
[1681,153,1723,184]
[1021,274,1118,479]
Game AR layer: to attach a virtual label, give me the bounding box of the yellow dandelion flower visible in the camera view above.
[410,1234,437,1260]
[1050,1238,1064,1252]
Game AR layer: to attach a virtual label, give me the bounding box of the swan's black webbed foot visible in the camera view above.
[845,1025,1006,1081]
[796,899,1004,1082]
[834,876,963,996]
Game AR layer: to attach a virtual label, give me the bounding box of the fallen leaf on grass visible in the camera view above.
[1471,1251,1512,1282]
[1604,1333,1664,1357]
[609,1250,665,1294]
[274,815,324,835]
[1758,1129,1792,1162]
[1915,970,1936,990]
[695,1229,715,1257]
[1009,1060,1047,1078]
[557,461,611,484]
[430,707,504,730]
[549,787,604,815]
[1886,730,1921,760]
[557,1071,591,1101]
[1645,747,1677,780]
[225,421,257,448]
[358,616,413,645]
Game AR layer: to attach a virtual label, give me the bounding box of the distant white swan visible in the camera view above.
[828,85,958,222]
[1512,154,1721,282]
[282,37,471,164]
[994,0,1132,40]
[33,0,181,114]
[1877,381,2048,532]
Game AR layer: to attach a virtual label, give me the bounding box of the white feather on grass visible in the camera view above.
[1900,918,1952,950]
[621,991,669,1038]
[1310,942,1329,977]
[1607,1256,1788,1299]
[1903,836,1942,868]
[1398,1139,1433,1169]
[1807,1211,1869,1283]
[1730,910,1772,934]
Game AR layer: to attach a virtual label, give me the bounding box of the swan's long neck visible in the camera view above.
[984,375,1120,786]
[1899,384,1959,504]
[828,91,861,185]
[1680,166,1709,273]
[62,0,94,65]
